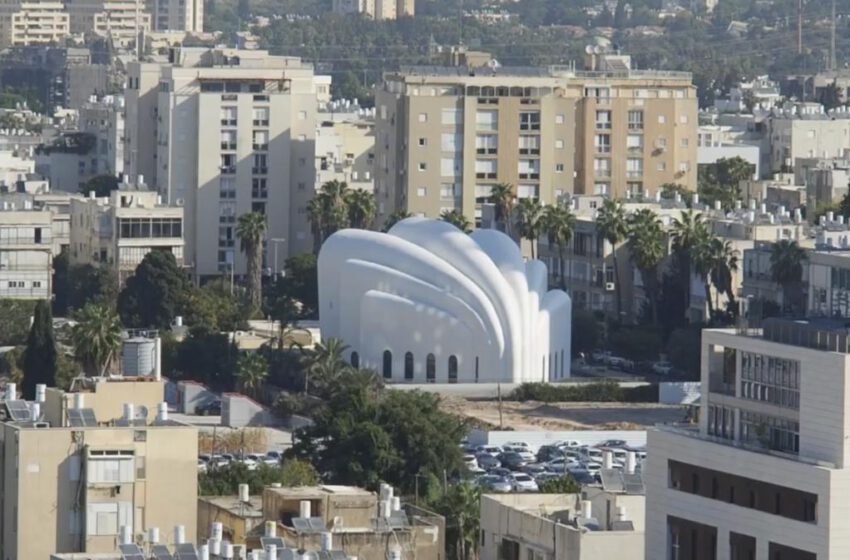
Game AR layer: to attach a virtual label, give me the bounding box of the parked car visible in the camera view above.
[579,447,603,462]
[596,439,628,449]
[195,399,222,416]
[554,440,582,449]
[521,463,549,477]
[476,453,501,470]
[503,441,530,449]
[477,445,503,457]
[546,458,580,473]
[536,445,565,463]
[265,451,283,464]
[583,461,603,475]
[591,350,611,363]
[652,361,674,375]
[488,467,512,478]
[208,454,228,468]
[241,454,262,471]
[464,454,486,473]
[510,473,539,492]
[477,475,513,493]
[498,452,528,470]
[533,472,562,484]
[503,446,535,462]
[569,469,598,485]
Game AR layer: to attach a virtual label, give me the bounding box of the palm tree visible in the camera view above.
[489,183,516,237]
[440,210,472,233]
[237,352,268,399]
[770,240,807,315]
[303,338,350,396]
[307,197,326,249]
[307,180,351,247]
[692,229,719,320]
[515,198,543,258]
[542,204,576,289]
[236,212,267,310]
[71,303,123,377]
[596,199,629,319]
[628,209,666,324]
[432,482,482,560]
[382,209,412,232]
[671,209,708,313]
[345,188,376,230]
[708,237,739,315]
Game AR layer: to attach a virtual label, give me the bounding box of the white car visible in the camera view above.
[555,440,582,449]
[580,447,603,462]
[464,454,486,473]
[545,458,580,472]
[477,445,503,457]
[510,473,539,492]
[197,459,207,472]
[242,454,262,471]
[652,361,674,375]
[502,445,535,461]
[583,461,602,475]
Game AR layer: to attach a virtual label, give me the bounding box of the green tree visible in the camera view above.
[71,303,122,377]
[200,460,319,495]
[302,337,350,396]
[0,300,36,345]
[308,180,350,248]
[595,199,629,318]
[515,198,543,258]
[272,253,319,315]
[345,188,377,229]
[237,352,269,399]
[173,329,239,391]
[538,474,582,493]
[440,210,472,233]
[489,183,516,237]
[698,157,755,210]
[22,301,57,399]
[81,174,119,198]
[184,280,250,332]
[118,251,190,328]
[628,209,666,324]
[542,204,576,290]
[770,240,807,314]
[429,482,481,560]
[236,212,267,311]
[707,237,739,317]
[671,210,708,314]
[659,183,692,204]
[382,209,412,232]
[53,249,117,316]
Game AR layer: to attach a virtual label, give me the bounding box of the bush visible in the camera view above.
[506,382,657,403]
[0,300,36,345]
[539,475,582,494]
[200,460,319,496]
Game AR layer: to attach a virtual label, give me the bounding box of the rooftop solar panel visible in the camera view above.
[261,537,287,551]
[6,400,30,422]
[292,517,311,533]
[175,543,199,560]
[119,543,146,560]
[152,545,175,560]
[81,408,97,426]
[308,517,327,532]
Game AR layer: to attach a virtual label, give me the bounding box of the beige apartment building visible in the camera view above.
[125,47,318,280]
[67,0,150,45]
[0,1,69,46]
[69,186,184,284]
[0,379,197,560]
[331,0,413,19]
[374,53,697,226]
[0,208,53,299]
[146,0,201,31]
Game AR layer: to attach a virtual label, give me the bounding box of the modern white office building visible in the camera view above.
[318,217,571,384]
[645,319,850,560]
[124,47,318,280]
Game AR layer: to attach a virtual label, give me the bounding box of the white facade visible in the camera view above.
[645,324,850,559]
[315,108,374,195]
[318,218,571,384]
[0,209,52,299]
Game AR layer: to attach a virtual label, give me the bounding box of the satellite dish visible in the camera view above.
[136,405,149,421]
[585,45,594,54]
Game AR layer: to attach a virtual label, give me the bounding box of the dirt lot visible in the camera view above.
[440,397,689,431]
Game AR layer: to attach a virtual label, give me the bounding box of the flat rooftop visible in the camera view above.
[265,485,374,498]
[394,65,692,81]
[199,495,263,518]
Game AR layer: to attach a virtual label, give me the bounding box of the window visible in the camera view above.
[448,356,458,383]
[679,162,690,173]
[657,161,667,171]
[476,135,497,154]
[220,106,237,126]
[519,135,540,155]
[476,159,497,179]
[518,159,539,179]
[626,158,643,179]
[404,352,414,380]
[441,158,462,176]
[220,154,236,173]
[87,502,127,536]
[252,178,268,199]
[681,138,689,148]
[418,113,428,123]
[426,353,436,382]
[417,187,427,197]
[88,455,134,483]
[627,182,643,198]
[555,139,564,149]
[519,111,540,131]
[594,158,611,178]
[418,137,427,146]
[220,130,236,150]
[517,185,538,199]
[297,111,307,121]
[595,110,612,130]
[594,134,611,153]
[119,218,182,239]
[739,352,800,409]
[594,183,609,195]
[253,130,268,150]
[219,177,236,199]
[418,162,427,171]
[680,115,689,124]
[441,133,461,152]
[383,350,392,379]
[627,134,643,150]
[555,163,564,173]
[584,86,610,99]
[476,110,498,131]
[440,183,458,199]
[658,115,667,124]
[555,114,565,124]
[253,153,268,174]
[628,110,644,130]
[252,107,269,126]
[441,108,462,125]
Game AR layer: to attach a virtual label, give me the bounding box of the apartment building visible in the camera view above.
[125,47,318,279]
[374,52,697,226]
[0,207,52,299]
[69,186,184,284]
[67,0,150,46]
[644,319,850,559]
[315,105,375,195]
[0,380,197,560]
[766,105,850,174]
[0,1,69,47]
[35,131,102,192]
[78,95,125,179]
[331,0,413,20]
[147,0,202,32]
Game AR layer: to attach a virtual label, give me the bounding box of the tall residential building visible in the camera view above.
[374,52,697,226]
[0,379,198,560]
[78,94,125,177]
[125,47,318,279]
[0,1,70,46]
[645,319,850,559]
[0,206,52,298]
[147,0,202,32]
[66,0,150,46]
[332,0,412,19]
[69,186,184,284]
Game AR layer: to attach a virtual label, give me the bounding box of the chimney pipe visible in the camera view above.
[626,451,637,474]
[222,543,234,559]
[148,527,160,544]
[73,393,84,410]
[157,402,168,422]
[174,525,185,545]
[30,402,40,422]
[35,384,46,403]
[154,337,162,380]
[581,500,592,519]
[265,521,276,537]
[199,544,210,560]
[123,403,135,421]
[300,500,311,518]
[5,383,15,401]
[119,525,133,546]
[239,483,250,502]
[602,450,613,470]
[211,522,223,541]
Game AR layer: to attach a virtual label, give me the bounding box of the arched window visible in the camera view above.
[383,350,392,379]
[426,354,436,383]
[404,352,414,380]
[448,356,458,384]
[350,351,360,368]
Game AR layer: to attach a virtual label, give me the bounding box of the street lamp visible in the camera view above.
[269,238,286,278]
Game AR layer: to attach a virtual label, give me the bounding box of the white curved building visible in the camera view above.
[317,218,571,384]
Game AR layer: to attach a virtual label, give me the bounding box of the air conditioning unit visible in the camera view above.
[605,282,616,291]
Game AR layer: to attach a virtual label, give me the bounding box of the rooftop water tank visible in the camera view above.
[123,338,156,377]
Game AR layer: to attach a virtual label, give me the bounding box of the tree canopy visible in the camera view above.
[22,300,57,399]
[118,251,191,328]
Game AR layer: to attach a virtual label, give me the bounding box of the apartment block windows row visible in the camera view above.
[518,159,539,180]
[219,177,236,200]
[596,110,612,130]
[253,130,268,151]
[476,135,497,154]
[441,133,461,152]
[595,134,611,154]
[628,110,643,130]
[626,158,643,179]
[442,158,463,177]
[221,106,237,126]
[594,158,611,178]
[740,352,801,409]
[519,111,540,131]
[476,159,497,179]
[253,107,269,127]
[476,110,498,132]
[739,411,799,454]
[519,135,540,155]
[442,108,462,125]
[220,130,237,150]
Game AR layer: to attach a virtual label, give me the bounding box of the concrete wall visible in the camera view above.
[222,394,279,428]
[179,381,217,414]
[468,429,647,451]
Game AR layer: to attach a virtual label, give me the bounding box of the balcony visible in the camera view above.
[253,143,268,151]
[252,167,268,175]
[221,119,237,126]
[518,173,540,180]
[220,165,236,174]
[253,119,269,127]
[220,142,237,150]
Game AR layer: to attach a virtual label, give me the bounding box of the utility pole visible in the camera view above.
[797,0,803,55]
